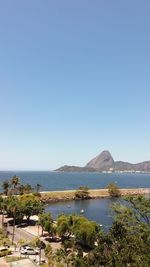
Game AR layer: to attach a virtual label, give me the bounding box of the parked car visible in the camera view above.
[0,248,12,257]
[21,246,38,255]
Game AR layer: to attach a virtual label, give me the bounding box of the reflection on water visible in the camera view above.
[45,197,123,230]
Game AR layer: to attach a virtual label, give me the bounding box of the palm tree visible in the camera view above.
[23,184,32,194]
[44,244,55,267]
[12,206,17,245]
[31,237,45,265]
[0,196,5,234]
[11,175,20,189]
[6,197,18,244]
[35,183,42,193]
[18,239,26,257]
[2,180,10,196]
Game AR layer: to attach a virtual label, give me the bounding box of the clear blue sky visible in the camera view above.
[0,1,150,170]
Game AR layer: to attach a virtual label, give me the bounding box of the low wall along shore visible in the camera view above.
[40,188,150,203]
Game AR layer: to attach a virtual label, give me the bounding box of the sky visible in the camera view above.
[0,0,150,170]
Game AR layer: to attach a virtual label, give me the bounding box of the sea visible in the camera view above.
[0,171,150,229]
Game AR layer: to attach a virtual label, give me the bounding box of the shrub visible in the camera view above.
[106,182,121,197]
[75,186,90,199]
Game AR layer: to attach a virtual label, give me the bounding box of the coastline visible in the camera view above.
[40,188,150,203]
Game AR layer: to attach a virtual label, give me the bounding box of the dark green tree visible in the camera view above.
[75,186,90,199]
[106,182,121,197]
[2,180,10,196]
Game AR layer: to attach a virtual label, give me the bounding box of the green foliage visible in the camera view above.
[57,214,71,239]
[11,175,20,188]
[75,186,90,199]
[72,216,100,248]
[106,182,121,197]
[85,195,150,267]
[0,228,11,247]
[44,244,55,267]
[19,194,44,222]
[54,196,150,267]
[31,237,45,249]
[35,183,42,193]
[38,212,53,236]
[57,214,100,248]
[5,194,44,223]
[2,180,10,196]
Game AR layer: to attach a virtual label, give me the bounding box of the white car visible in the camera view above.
[21,246,38,255]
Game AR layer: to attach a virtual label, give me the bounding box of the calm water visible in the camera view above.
[0,171,149,227]
[45,198,122,230]
[0,171,150,191]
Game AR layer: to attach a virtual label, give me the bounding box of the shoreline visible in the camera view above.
[40,188,150,203]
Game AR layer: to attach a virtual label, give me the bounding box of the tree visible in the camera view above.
[22,184,33,194]
[72,216,100,248]
[5,196,19,244]
[35,183,42,193]
[106,182,121,197]
[44,244,55,267]
[2,180,10,196]
[11,175,20,189]
[38,212,53,236]
[84,195,150,267]
[10,175,20,195]
[57,214,71,240]
[31,237,45,264]
[18,239,26,257]
[75,186,90,200]
[56,241,73,267]
[19,194,44,223]
[5,196,24,223]
[112,195,150,232]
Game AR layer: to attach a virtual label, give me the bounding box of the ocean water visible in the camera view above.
[0,171,149,227]
[0,171,150,191]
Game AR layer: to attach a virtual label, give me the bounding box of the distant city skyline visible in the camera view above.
[0,1,150,170]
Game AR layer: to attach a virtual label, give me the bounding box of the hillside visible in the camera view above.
[56,150,150,172]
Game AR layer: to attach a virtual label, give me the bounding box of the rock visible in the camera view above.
[86,150,114,170]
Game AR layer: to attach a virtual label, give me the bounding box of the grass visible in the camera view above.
[6,256,25,262]
[40,188,150,203]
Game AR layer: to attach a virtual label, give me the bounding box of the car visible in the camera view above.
[20,246,38,255]
[0,248,12,257]
[49,236,61,242]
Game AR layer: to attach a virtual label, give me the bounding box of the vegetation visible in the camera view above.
[5,256,23,263]
[0,176,150,266]
[38,212,53,236]
[1,176,40,196]
[75,186,90,199]
[106,182,121,197]
[0,228,11,247]
[38,195,150,267]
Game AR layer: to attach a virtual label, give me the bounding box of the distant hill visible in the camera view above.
[55,150,150,172]
[86,150,114,170]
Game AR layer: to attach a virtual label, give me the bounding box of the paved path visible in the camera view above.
[0,215,46,262]
[0,259,9,267]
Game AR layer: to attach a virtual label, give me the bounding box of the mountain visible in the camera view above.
[55,150,150,172]
[86,150,114,170]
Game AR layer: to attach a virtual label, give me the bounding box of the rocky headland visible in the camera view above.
[56,150,150,172]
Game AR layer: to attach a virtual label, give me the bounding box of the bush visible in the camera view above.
[75,186,90,199]
[106,182,121,197]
